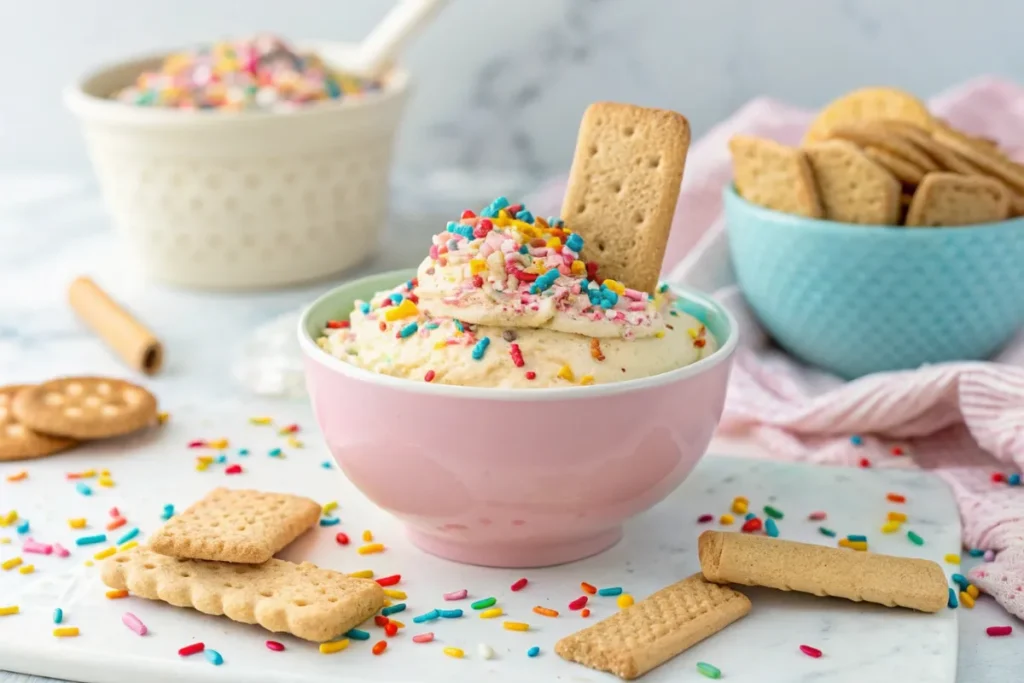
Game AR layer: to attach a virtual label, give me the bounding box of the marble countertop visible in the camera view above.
[0,174,1016,682]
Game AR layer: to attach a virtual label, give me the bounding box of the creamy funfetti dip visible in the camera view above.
[318,197,716,388]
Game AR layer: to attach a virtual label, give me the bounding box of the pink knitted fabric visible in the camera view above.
[530,76,1024,618]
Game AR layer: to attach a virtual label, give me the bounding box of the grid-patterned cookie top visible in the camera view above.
[103,547,384,642]
[0,385,77,460]
[11,377,157,440]
[150,487,321,564]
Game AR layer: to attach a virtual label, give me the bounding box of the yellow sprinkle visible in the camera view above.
[967,584,979,599]
[322,501,338,514]
[195,462,209,472]
[959,591,975,608]
[720,514,734,525]
[105,589,129,599]
[498,209,510,220]
[100,469,110,477]
[545,237,562,249]
[434,341,447,350]
[838,538,850,548]
[0,538,9,544]
[734,496,748,505]
[503,621,529,631]
[196,456,214,464]
[838,540,868,551]
[2,557,23,571]
[249,416,273,425]
[98,476,114,488]
[887,511,907,522]
[602,279,626,295]
[579,375,595,386]
[5,470,27,482]
[118,541,138,552]
[68,518,86,529]
[357,543,384,555]
[319,638,350,654]
[944,553,960,564]
[384,299,419,321]
[480,607,503,619]
[287,437,304,448]
[571,260,586,275]
[534,261,547,274]
[383,589,407,600]
[1,511,17,526]
[617,594,635,609]
[84,561,93,567]
[207,439,228,449]
[494,216,511,228]
[157,411,170,424]
[0,606,19,616]
[654,331,665,338]
[688,327,701,339]
[557,365,575,382]
[349,570,373,578]
[18,564,34,575]
[80,469,96,478]
[731,500,748,515]
[362,530,373,542]
[382,599,392,607]
[94,547,116,560]
[881,521,901,533]
[443,647,465,659]
[53,627,80,637]
[469,259,487,275]
[389,619,405,628]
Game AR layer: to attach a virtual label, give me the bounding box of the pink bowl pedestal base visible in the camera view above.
[406,527,623,568]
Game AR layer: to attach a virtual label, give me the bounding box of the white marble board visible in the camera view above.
[0,404,960,683]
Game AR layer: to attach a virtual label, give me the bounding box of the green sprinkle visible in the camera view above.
[763,505,784,520]
[696,662,722,679]
[818,527,836,537]
[907,530,924,546]
[471,597,496,610]
[345,628,370,640]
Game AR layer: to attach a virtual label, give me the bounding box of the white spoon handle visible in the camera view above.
[351,0,448,78]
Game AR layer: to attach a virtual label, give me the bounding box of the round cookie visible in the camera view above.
[804,87,935,144]
[0,385,78,461]
[12,377,157,440]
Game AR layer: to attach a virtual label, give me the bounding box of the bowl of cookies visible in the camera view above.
[726,87,1024,378]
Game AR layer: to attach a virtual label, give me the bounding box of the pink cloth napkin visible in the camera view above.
[530,76,1024,619]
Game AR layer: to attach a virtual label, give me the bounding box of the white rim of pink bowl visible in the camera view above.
[62,41,411,126]
[297,269,740,402]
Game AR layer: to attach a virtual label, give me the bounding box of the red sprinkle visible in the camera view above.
[472,275,484,288]
[225,464,243,475]
[581,582,597,595]
[375,615,390,627]
[580,608,591,617]
[511,577,528,592]
[187,440,206,449]
[890,446,904,456]
[741,518,762,533]
[178,642,205,656]
[265,640,285,651]
[987,626,1013,637]
[525,371,537,380]
[858,457,871,468]
[335,532,350,546]
[281,424,299,433]
[384,622,399,637]
[461,209,476,219]
[379,321,387,332]
[65,472,82,480]
[585,261,599,280]
[697,514,715,524]
[886,493,906,503]
[424,370,436,383]
[372,640,387,655]
[569,596,588,611]
[326,320,350,329]
[109,507,120,518]
[509,343,525,368]
[808,511,827,521]
[106,517,127,531]
[799,644,823,658]
[376,574,401,587]
[992,472,1006,483]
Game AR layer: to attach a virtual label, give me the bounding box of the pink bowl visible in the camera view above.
[299,269,738,567]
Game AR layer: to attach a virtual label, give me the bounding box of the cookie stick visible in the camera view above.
[698,531,947,613]
[68,276,163,375]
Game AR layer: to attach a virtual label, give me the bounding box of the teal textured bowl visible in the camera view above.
[724,187,1024,378]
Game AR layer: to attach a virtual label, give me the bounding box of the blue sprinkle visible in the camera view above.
[600,287,618,307]
[406,280,414,290]
[519,244,529,254]
[425,322,440,330]
[53,608,63,624]
[948,588,958,609]
[658,283,669,293]
[325,78,341,98]
[163,504,174,512]
[204,649,223,666]
[765,518,779,537]
[389,293,404,305]
[268,448,282,457]
[446,221,458,233]
[161,509,174,521]
[117,528,140,545]
[319,517,340,527]
[381,603,406,616]
[471,337,491,360]
[744,513,755,521]
[453,225,475,240]
[491,196,509,211]
[439,609,463,618]
[75,534,107,546]
[76,482,92,496]
[565,233,584,252]
[399,322,418,338]
[453,319,464,333]
[1008,473,1021,486]
[597,587,623,597]
[321,461,333,469]
[850,435,864,446]
[412,609,440,623]
[16,520,29,534]
[968,548,985,557]
[548,217,564,227]
[951,573,970,590]
[346,628,370,641]
[215,454,227,464]
[847,534,867,543]
[481,206,497,218]
[527,646,540,658]
[238,449,249,456]
[517,210,535,224]
[359,302,371,315]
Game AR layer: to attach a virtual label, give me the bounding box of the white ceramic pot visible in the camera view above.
[65,43,410,290]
